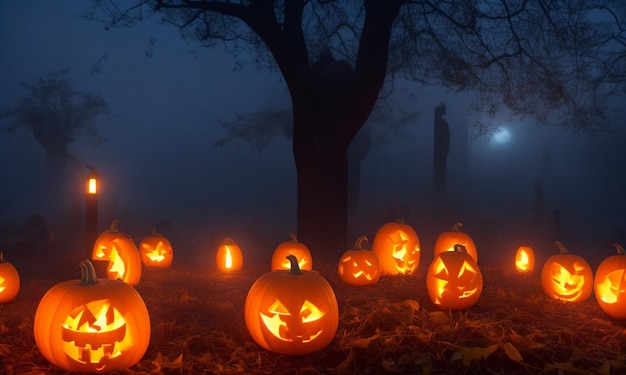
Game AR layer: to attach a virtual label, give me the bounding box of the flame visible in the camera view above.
[0,276,4,293]
[224,247,233,269]
[515,249,530,271]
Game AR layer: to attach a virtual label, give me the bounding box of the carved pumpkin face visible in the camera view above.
[541,241,593,303]
[594,243,626,319]
[34,261,150,373]
[434,222,478,264]
[139,229,173,268]
[92,220,142,286]
[216,238,243,273]
[372,221,420,275]
[515,246,535,273]
[245,255,338,355]
[337,236,380,286]
[271,233,312,271]
[426,245,483,310]
[0,252,20,303]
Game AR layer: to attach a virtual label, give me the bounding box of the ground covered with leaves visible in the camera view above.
[1,220,625,375]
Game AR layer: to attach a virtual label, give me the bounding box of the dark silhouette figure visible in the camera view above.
[433,103,451,194]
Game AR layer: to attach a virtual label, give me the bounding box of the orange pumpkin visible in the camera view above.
[92,219,142,286]
[541,241,593,303]
[594,243,626,319]
[371,220,420,275]
[244,255,339,355]
[34,260,150,373]
[271,233,312,271]
[433,222,478,263]
[139,228,174,268]
[0,252,20,303]
[426,244,483,310]
[337,236,380,286]
[514,246,535,273]
[216,238,243,273]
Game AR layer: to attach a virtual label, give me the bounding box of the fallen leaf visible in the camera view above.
[502,342,523,362]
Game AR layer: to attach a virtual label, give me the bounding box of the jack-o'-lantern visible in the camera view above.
[0,252,20,303]
[372,220,420,275]
[271,233,312,271]
[139,228,173,268]
[216,238,243,273]
[541,241,593,303]
[594,243,626,319]
[244,255,339,355]
[433,222,478,263]
[92,220,142,286]
[338,236,380,286]
[34,260,150,373]
[426,244,483,310]
[515,246,535,273]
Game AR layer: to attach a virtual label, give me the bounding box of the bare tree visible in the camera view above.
[85,0,625,255]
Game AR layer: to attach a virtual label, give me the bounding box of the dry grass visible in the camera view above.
[1,240,625,375]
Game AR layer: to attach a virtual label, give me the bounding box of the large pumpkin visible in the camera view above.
[0,252,20,303]
[139,228,174,268]
[371,220,421,275]
[34,260,150,373]
[594,243,626,319]
[271,233,312,271]
[216,238,244,273]
[244,255,339,355]
[337,236,380,286]
[426,244,483,310]
[433,222,478,263]
[541,241,593,303]
[92,219,142,286]
[514,246,535,274]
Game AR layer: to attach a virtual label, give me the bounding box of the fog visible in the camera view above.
[1,1,625,253]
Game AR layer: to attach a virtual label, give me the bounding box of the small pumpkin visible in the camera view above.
[541,241,593,303]
[337,236,380,286]
[0,252,20,303]
[34,260,150,373]
[92,219,142,286]
[514,246,535,274]
[139,228,174,268]
[594,243,626,319]
[244,255,339,355]
[271,233,312,271]
[433,222,478,263]
[216,238,243,273]
[426,244,483,310]
[371,220,421,275]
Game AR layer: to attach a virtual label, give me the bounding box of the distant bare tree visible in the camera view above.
[86,0,625,254]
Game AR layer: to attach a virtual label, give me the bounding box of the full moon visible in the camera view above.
[492,127,512,144]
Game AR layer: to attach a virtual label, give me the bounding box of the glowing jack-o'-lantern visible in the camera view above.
[515,246,535,273]
[372,220,420,275]
[426,244,483,310]
[139,228,174,268]
[434,222,478,264]
[337,236,380,286]
[244,255,339,355]
[92,219,142,286]
[216,238,243,273]
[594,243,626,319]
[0,252,20,303]
[271,233,312,271]
[34,260,150,373]
[541,241,593,303]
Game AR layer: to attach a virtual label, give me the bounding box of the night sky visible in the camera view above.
[1,1,624,249]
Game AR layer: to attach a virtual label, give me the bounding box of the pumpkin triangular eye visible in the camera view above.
[300,300,324,322]
[433,258,449,278]
[267,300,290,315]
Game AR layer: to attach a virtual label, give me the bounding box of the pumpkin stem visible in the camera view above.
[554,241,569,254]
[611,242,625,255]
[79,260,100,286]
[286,254,303,275]
[288,232,298,243]
[0,252,4,263]
[454,244,467,253]
[395,218,406,225]
[354,236,368,249]
[151,228,163,237]
[110,219,121,233]
[452,222,463,232]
